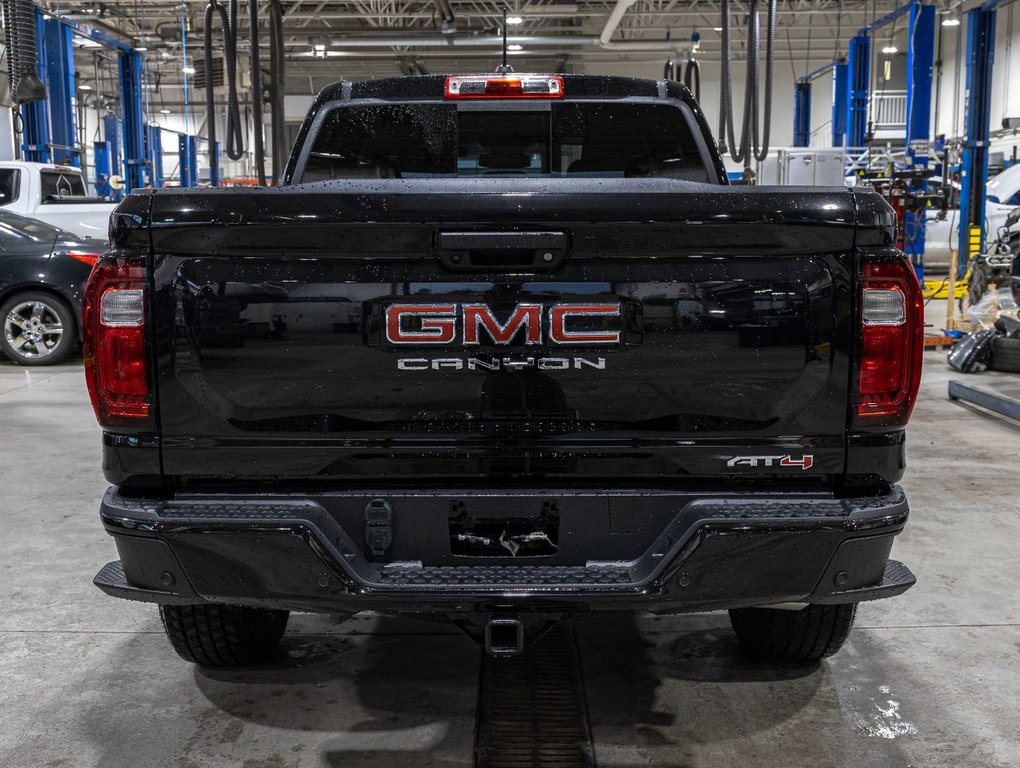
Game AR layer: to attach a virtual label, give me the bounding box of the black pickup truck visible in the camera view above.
[88,73,921,664]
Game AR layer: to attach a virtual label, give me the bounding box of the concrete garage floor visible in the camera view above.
[1,352,1019,768]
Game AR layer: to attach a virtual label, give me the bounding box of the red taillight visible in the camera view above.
[65,250,101,267]
[82,260,150,427]
[444,74,564,99]
[854,255,923,427]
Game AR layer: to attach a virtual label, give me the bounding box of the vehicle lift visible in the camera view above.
[957,0,1002,280]
[18,10,215,192]
[794,2,935,280]
[19,8,148,192]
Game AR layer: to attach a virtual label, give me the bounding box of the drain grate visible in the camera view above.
[475,623,595,768]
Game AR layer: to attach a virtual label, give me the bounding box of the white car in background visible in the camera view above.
[0,161,116,241]
[924,163,1020,272]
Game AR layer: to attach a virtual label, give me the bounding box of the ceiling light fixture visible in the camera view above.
[160,109,171,114]
[182,65,196,74]
[79,84,92,91]
[506,15,524,25]
[882,45,898,54]
[507,43,523,51]
[713,26,723,31]
[942,18,960,27]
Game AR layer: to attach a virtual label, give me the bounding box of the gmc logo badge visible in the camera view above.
[385,303,622,346]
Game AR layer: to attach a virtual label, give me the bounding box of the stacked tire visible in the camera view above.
[989,336,1020,373]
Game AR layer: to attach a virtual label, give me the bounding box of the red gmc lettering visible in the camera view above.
[463,304,542,345]
[386,304,457,344]
[549,304,622,344]
[385,303,622,345]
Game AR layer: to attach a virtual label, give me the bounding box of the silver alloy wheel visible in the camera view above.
[3,300,65,360]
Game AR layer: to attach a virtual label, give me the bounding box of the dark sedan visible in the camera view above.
[0,210,103,365]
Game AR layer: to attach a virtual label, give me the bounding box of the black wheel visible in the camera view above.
[728,603,856,663]
[0,291,76,365]
[990,335,1020,373]
[159,603,289,667]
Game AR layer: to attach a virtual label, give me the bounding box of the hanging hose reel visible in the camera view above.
[3,0,47,103]
[718,0,778,173]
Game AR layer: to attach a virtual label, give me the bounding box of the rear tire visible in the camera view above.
[728,603,856,663]
[0,291,76,365]
[159,603,289,667]
[989,336,1020,373]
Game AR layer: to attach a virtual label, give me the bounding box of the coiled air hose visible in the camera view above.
[204,0,244,170]
[3,0,46,102]
[683,57,701,103]
[248,0,267,186]
[719,0,777,169]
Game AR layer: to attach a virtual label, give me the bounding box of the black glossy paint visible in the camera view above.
[94,75,915,622]
[0,210,98,343]
[130,181,873,485]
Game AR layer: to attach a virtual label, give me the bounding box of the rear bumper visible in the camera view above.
[95,485,914,614]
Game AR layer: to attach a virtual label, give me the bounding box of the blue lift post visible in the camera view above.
[96,115,124,200]
[94,141,111,196]
[43,18,79,167]
[793,82,812,147]
[209,141,222,187]
[958,3,999,279]
[904,3,936,279]
[178,134,198,188]
[119,50,148,190]
[793,62,839,148]
[146,125,165,188]
[832,62,849,147]
[19,8,51,163]
[846,34,871,150]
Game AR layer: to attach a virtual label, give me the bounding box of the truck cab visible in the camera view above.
[0,161,116,241]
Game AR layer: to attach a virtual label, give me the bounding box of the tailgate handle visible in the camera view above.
[435,230,569,271]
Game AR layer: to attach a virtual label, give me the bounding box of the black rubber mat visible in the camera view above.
[475,623,595,767]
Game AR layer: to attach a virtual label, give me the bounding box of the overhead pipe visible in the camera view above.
[598,0,680,51]
[314,34,682,51]
[600,0,638,45]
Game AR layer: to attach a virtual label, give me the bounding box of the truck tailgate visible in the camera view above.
[148,181,862,484]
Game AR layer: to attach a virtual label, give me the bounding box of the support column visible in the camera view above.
[147,125,165,188]
[958,5,997,277]
[94,141,111,197]
[904,2,936,277]
[846,35,870,150]
[43,19,79,167]
[119,50,147,190]
[831,61,848,148]
[102,115,123,200]
[179,134,198,188]
[793,82,811,147]
[209,141,221,187]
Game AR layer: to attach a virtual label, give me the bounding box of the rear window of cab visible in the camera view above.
[297,102,712,183]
